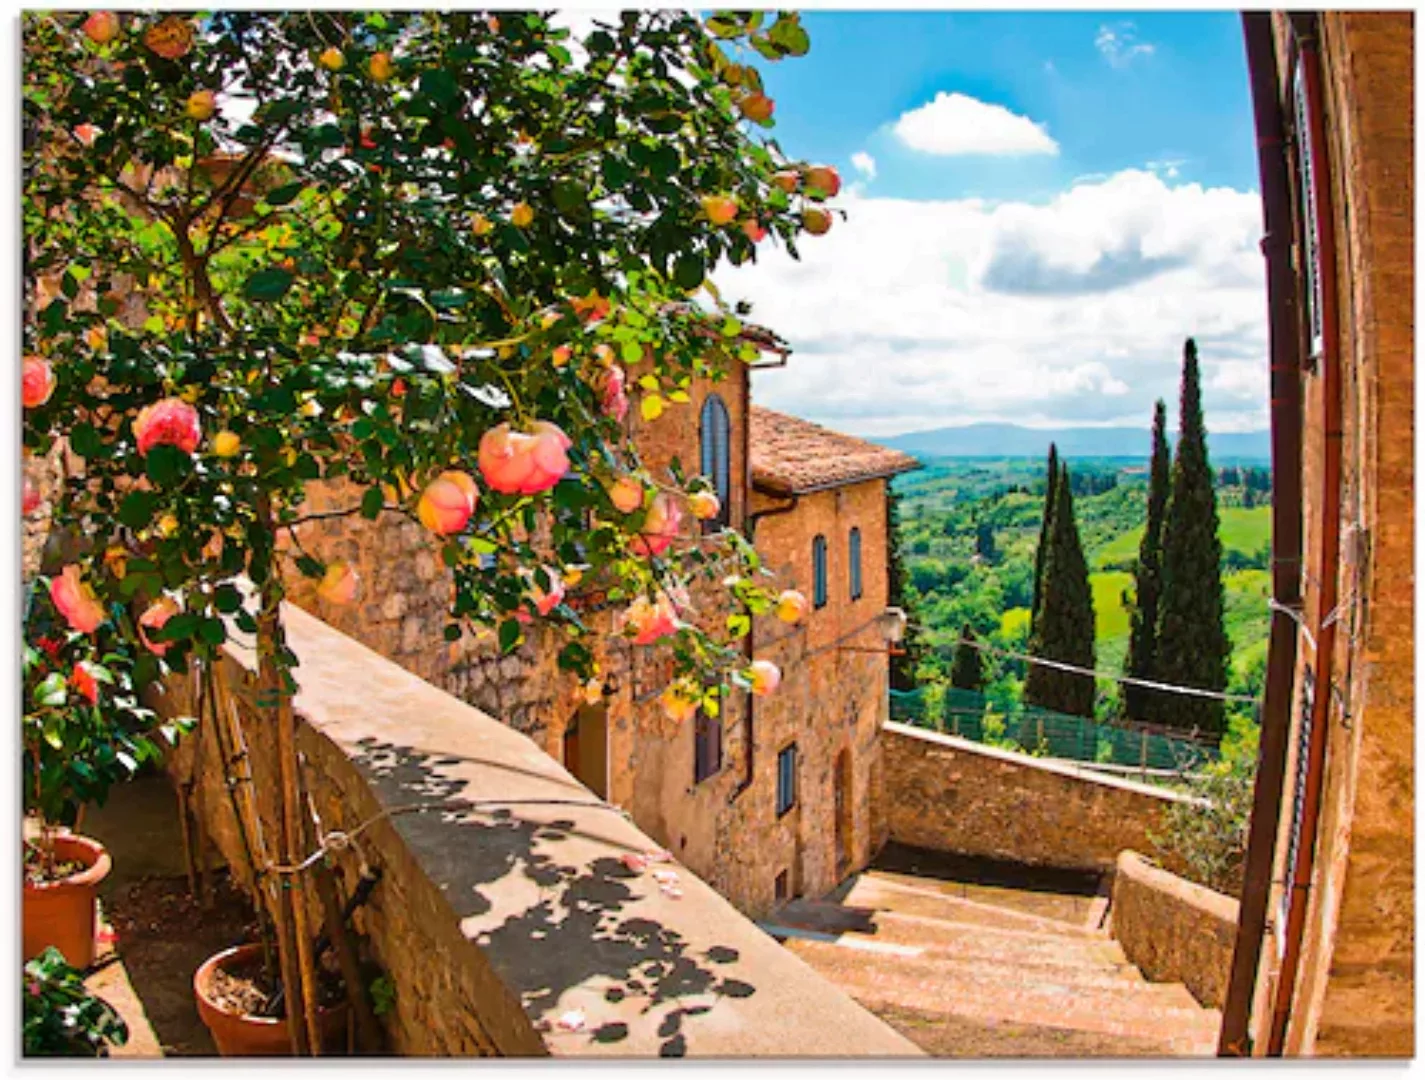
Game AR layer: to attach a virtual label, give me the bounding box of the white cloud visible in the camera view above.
[717,169,1268,437]
[850,152,877,181]
[891,92,1059,157]
[1096,22,1156,68]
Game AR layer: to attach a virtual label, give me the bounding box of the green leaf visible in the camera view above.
[213,584,243,614]
[35,672,68,708]
[144,445,190,488]
[157,613,200,642]
[197,618,227,648]
[673,252,705,291]
[69,423,104,459]
[769,16,810,57]
[498,619,522,653]
[419,68,460,107]
[264,181,305,207]
[360,486,385,520]
[118,491,158,530]
[243,267,295,302]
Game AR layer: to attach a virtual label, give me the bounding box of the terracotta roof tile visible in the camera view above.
[749,407,921,496]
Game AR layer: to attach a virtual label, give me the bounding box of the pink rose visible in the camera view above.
[138,595,180,656]
[418,470,479,536]
[23,476,43,517]
[70,663,100,706]
[630,492,681,558]
[134,397,201,457]
[477,421,571,495]
[50,565,105,634]
[774,589,808,625]
[601,365,629,423]
[608,476,644,514]
[748,659,781,697]
[317,562,360,605]
[22,356,55,409]
[622,593,681,645]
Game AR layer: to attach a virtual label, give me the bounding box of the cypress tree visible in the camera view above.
[1121,400,1171,723]
[886,488,925,693]
[1154,339,1230,737]
[950,624,985,693]
[1029,443,1060,629]
[1024,466,1096,718]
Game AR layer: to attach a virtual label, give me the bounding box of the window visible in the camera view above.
[1292,54,1326,363]
[849,527,863,601]
[774,870,790,904]
[694,704,723,784]
[699,394,732,529]
[776,743,798,816]
[812,535,828,609]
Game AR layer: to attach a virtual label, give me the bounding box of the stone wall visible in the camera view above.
[1110,851,1239,1010]
[880,722,1199,874]
[161,601,919,1057]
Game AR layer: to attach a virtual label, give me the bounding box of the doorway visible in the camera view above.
[563,703,609,800]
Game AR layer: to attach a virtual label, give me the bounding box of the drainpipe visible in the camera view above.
[1218,12,1306,1055]
[1265,15,1343,1056]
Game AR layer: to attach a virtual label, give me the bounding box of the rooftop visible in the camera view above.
[750,407,921,496]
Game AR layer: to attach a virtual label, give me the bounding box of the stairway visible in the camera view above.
[764,861,1222,1058]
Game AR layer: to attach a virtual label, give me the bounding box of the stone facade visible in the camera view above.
[1111,851,1239,1011]
[880,722,1198,874]
[281,361,903,918]
[1248,12,1414,1057]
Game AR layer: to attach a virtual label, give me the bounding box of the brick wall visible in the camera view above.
[1110,850,1240,1010]
[881,723,1198,874]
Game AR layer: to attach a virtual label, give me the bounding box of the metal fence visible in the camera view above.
[889,687,1220,773]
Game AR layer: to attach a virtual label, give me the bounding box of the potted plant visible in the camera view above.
[22,578,184,969]
[23,8,828,1055]
[194,943,351,1057]
[23,946,129,1057]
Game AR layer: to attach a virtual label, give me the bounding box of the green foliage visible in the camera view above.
[1122,400,1170,723]
[1155,340,1230,736]
[1029,443,1058,624]
[24,947,129,1057]
[22,579,188,832]
[1151,712,1259,895]
[369,974,396,1017]
[949,624,984,692]
[887,488,926,692]
[23,10,835,715]
[1024,467,1095,717]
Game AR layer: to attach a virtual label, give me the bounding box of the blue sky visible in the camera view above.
[710,11,1270,438]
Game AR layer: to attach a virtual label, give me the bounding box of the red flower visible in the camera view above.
[70,662,100,705]
[133,397,201,457]
[36,636,64,661]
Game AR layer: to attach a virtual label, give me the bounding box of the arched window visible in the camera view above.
[849,527,863,601]
[812,534,828,609]
[699,394,732,529]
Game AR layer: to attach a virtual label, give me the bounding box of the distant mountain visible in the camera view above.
[881,423,1272,463]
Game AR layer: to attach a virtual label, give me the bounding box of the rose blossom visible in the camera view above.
[418,470,479,536]
[70,663,100,706]
[22,356,55,409]
[138,595,180,656]
[133,397,201,456]
[516,566,565,622]
[659,683,700,725]
[50,565,105,634]
[608,476,644,514]
[601,365,629,423]
[622,593,681,645]
[629,492,681,558]
[774,589,808,625]
[317,562,360,605]
[477,421,571,495]
[748,659,782,697]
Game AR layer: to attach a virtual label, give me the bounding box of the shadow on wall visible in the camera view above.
[349,737,754,1058]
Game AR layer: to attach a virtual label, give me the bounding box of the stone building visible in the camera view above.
[1224,11,1413,1058]
[285,330,919,918]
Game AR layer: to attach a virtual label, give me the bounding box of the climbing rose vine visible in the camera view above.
[23,10,832,714]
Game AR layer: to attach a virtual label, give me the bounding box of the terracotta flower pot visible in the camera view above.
[194,944,349,1056]
[23,832,111,969]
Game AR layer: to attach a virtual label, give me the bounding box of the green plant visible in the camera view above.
[23,947,129,1057]
[369,974,396,1017]
[22,578,188,877]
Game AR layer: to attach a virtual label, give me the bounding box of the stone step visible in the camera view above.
[771,902,1141,979]
[841,875,1101,938]
[785,939,1220,1056]
[866,866,1103,926]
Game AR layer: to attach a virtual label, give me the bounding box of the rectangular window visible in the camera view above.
[694,705,723,784]
[812,536,828,609]
[1292,53,1325,363]
[849,527,863,601]
[776,743,798,816]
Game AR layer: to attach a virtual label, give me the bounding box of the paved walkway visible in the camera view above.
[764,845,1222,1058]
